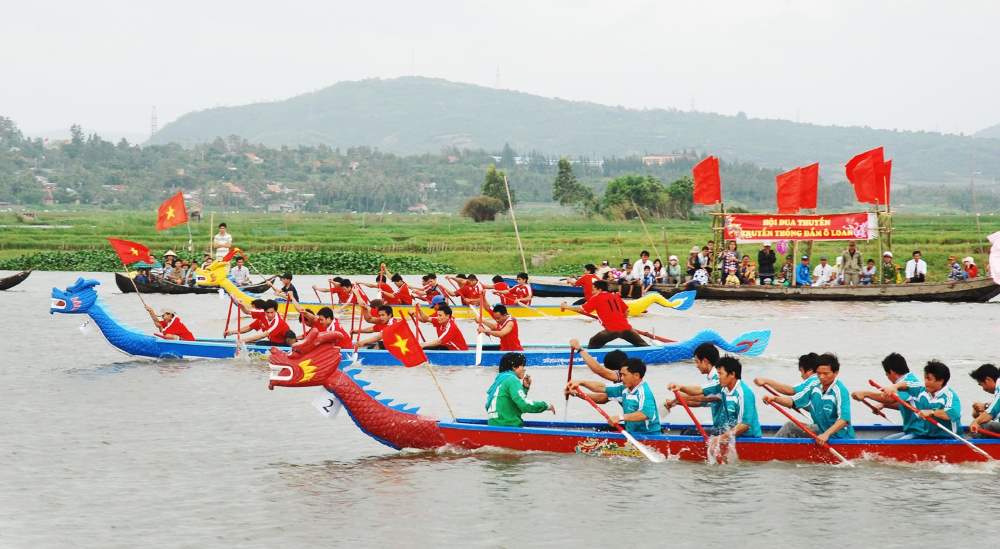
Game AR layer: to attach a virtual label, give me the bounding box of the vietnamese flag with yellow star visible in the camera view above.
[156,191,188,231]
[107,238,155,265]
[382,319,427,367]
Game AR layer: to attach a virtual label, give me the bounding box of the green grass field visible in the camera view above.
[0,208,995,281]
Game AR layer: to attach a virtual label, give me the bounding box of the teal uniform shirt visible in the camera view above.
[704,379,762,437]
[985,383,1000,419]
[606,381,662,435]
[895,372,925,435]
[793,378,855,439]
[700,368,727,429]
[791,374,819,411]
[907,386,961,438]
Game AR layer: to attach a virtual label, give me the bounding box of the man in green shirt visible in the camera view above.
[486,352,555,426]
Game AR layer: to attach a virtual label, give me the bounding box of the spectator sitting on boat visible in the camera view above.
[850,353,923,439]
[812,257,835,287]
[700,246,714,280]
[568,338,628,383]
[765,353,854,441]
[968,363,1000,436]
[651,258,665,283]
[687,266,709,289]
[595,260,612,280]
[567,358,661,435]
[686,246,701,281]
[947,256,968,281]
[560,280,647,349]
[664,342,724,435]
[777,255,794,286]
[486,352,554,427]
[610,260,629,283]
[229,256,252,286]
[881,251,902,284]
[213,222,233,261]
[134,268,150,285]
[883,361,960,439]
[201,253,214,269]
[631,250,654,281]
[720,241,740,281]
[168,258,185,285]
[665,255,683,286]
[860,259,877,285]
[757,242,776,285]
[160,250,178,281]
[672,356,762,441]
[904,250,927,283]
[841,241,863,286]
[724,270,741,286]
[145,305,195,341]
[795,255,812,286]
[739,255,757,285]
[833,256,844,285]
[567,264,599,305]
[641,265,655,295]
[964,257,979,278]
[477,304,522,351]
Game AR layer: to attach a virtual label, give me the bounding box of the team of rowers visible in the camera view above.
[143,269,654,353]
[486,345,1000,442]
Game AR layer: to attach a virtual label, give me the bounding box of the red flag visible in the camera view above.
[845,147,889,205]
[156,192,189,231]
[692,156,721,205]
[799,162,819,210]
[382,319,427,367]
[107,238,155,265]
[222,247,245,262]
[775,167,802,214]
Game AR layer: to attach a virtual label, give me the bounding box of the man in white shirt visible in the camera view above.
[229,256,251,286]
[904,250,927,283]
[213,223,233,261]
[630,250,654,280]
[811,257,835,287]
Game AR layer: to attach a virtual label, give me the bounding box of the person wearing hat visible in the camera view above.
[947,256,969,281]
[881,251,902,284]
[812,256,835,287]
[666,255,683,286]
[841,241,863,286]
[963,257,979,279]
[757,242,777,285]
[795,255,812,286]
[145,305,195,341]
[686,246,702,281]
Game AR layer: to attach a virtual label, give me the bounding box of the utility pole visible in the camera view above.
[150,106,158,139]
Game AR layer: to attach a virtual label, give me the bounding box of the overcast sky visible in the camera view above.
[2,0,998,141]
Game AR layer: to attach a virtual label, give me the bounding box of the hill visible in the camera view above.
[151,76,1000,183]
[975,123,1000,140]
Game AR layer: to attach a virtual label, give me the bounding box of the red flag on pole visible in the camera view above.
[692,156,721,205]
[799,162,819,210]
[221,247,245,262]
[845,147,889,205]
[382,319,427,367]
[107,238,155,265]
[775,167,803,214]
[156,192,189,231]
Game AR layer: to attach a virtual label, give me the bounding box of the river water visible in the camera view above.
[3,271,999,548]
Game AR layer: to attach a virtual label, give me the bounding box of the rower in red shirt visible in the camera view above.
[355,305,395,348]
[560,280,648,349]
[484,275,516,306]
[385,273,414,305]
[296,305,352,348]
[567,263,599,305]
[415,304,468,350]
[477,304,522,351]
[145,305,195,341]
[313,277,358,304]
[498,272,533,306]
[226,298,291,345]
[447,274,485,306]
[359,274,396,304]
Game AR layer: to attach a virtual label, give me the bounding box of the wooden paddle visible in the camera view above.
[574,387,665,463]
[761,383,809,418]
[672,390,710,441]
[765,400,853,466]
[860,396,894,423]
[869,379,993,461]
[563,349,576,422]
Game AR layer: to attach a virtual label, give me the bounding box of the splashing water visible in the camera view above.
[706,435,740,465]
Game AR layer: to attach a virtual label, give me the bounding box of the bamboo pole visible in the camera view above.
[502,175,528,273]
[631,200,662,260]
[208,212,215,258]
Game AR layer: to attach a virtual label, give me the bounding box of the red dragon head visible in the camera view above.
[269,329,343,389]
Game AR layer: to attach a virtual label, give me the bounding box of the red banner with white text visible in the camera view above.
[723,212,878,243]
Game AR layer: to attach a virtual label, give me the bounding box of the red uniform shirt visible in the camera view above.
[493,281,515,305]
[432,317,468,350]
[509,283,533,306]
[496,316,522,351]
[574,273,598,301]
[312,318,352,348]
[378,282,398,304]
[582,291,631,332]
[159,316,195,341]
[392,283,413,305]
[421,283,442,303]
[333,286,351,303]
[251,314,291,344]
[457,282,484,304]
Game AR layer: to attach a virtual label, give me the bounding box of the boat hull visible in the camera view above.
[502,277,583,298]
[0,270,31,291]
[439,420,999,464]
[115,272,272,295]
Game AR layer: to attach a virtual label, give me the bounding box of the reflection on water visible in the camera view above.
[2,271,999,548]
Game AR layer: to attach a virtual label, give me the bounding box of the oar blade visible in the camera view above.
[623,431,666,463]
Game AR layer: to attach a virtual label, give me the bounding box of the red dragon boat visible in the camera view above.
[268,331,1000,464]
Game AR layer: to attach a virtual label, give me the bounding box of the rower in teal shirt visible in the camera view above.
[701,356,762,438]
[766,353,854,441]
[569,358,661,435]
[851,353,923,439]
[889,361,961,439]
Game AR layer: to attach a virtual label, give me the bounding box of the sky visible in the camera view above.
[2,0,999,142]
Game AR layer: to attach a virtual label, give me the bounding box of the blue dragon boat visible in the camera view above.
[51,278,770,363]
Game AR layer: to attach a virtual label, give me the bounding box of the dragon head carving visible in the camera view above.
[268,329,343,389]
[50,278,100,315]
[193,261,231,287]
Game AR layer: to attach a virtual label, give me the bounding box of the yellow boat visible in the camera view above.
[193,262,685,319]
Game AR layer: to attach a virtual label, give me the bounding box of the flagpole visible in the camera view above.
[209,212,215,258]
[423,362,457,420]
[186,220,194,255]
[502,175,528,274]
[122,262,149,309]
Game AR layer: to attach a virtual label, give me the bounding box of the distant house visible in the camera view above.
[223,182,246,194]
[244,152,264,164]
[407,203,429,213]
[642,154,683,166]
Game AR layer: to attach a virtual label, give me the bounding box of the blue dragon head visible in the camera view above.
[50,278,101,315]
